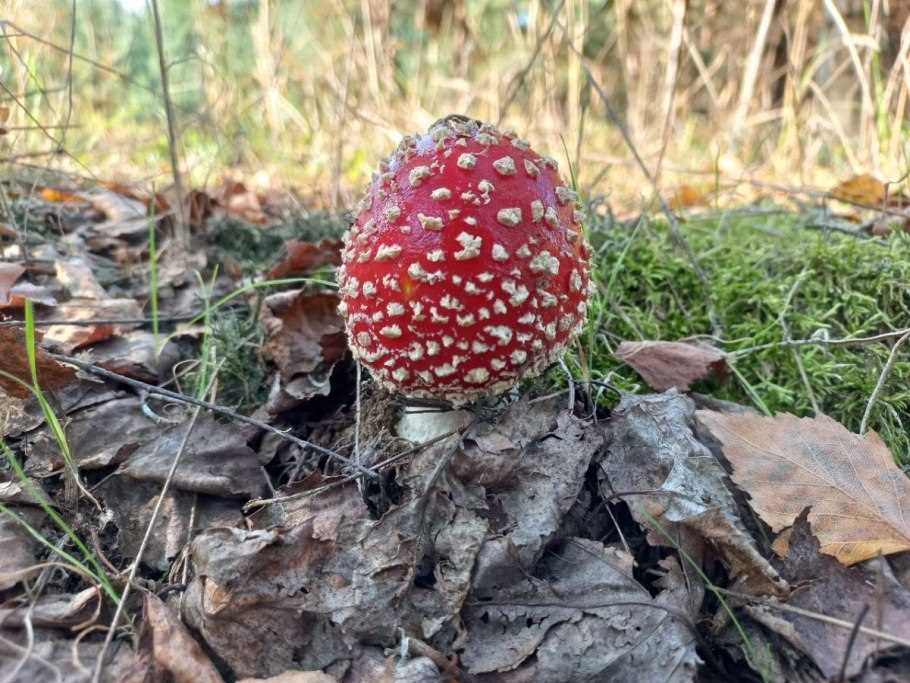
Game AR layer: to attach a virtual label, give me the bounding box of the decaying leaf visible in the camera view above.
[462,538,701,681]
[0,328,76,398]
[749,510,910,679]
[0,262,25,306]
[86,187,150,238]
[43,297,143,352]
[601,392,786,595]
[668,183,709,209]
[99,477,242,570]
[119,415,266,499]
[0,586,100,630]
[455,397,606,594]
[138,593,224,683]
[697,410,910,565]
[260,289,347,406]
[267,238,343,279]
[0,508,42,589]
[614,340,728,392]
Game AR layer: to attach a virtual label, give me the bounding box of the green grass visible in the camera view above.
[567,205,910,463]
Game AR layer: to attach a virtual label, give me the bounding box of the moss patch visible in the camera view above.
[569,206,910,464]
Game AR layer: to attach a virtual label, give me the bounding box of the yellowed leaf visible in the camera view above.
[830,174,886,205]
[39,187,84,203]
[668,184,707,210]
[696,410,910,565]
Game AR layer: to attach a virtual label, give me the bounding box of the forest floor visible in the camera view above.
[1,174,909,682]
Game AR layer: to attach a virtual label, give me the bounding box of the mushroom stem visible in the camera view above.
[395,405,473,443]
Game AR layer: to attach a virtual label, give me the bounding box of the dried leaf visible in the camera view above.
[0,586,99,629]
[751,510,910,679]
[668,184,708,210]
[139,593,224,683]
[212,177,269,224]
[0,508,41,589]
[54,257,108,299]
[602,392,786,595]
[267,239,342,280]
[43,297,143,352]
[462,538,700,680]
[119,415,266,499]
[87,188,150,238]
[260,289,346,405]
[455,397,606,594]
[0,262,25,306]
[39,187,85,203]
[614,340,728,392]
[830,174,886,205]
[0,328,76,398]
[697,410,910,565]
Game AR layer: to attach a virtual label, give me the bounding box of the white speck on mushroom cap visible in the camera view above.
[384,205,401,221]
[417,213,444,231]
[491,244,509,262]
[456,153,477,169]
[374,244,402,261]
[409,165,431,187]
[492,156,517,176]
[544,206,559,227]
[529,250,560,275]
[523,159,540,177]
[431,187,452,200]
[531,199,544,222]
[454,232,482,260]
[379,324,402,338]
[496,207,522,227]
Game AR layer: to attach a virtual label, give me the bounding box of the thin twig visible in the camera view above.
[497,0,567,126]
[859,330,910,434]
[148,0,189,250]
[47,351,377,479]
[0,314,198,328]
[90,403,203,682]
[837,604,869,683]
[732,328,910,358]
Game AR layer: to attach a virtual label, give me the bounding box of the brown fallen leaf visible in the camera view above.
[668,183,708,210]
[831,173,887,205]
[0,328,76,398]
[697,410,910,565]
[138,593,224,683]
[746,509,910,680]
[0,263,25,305]
[614,340,728,392]
[260,289,347,408]
[267,238,342,280]
[39,187,85,203]
[43,297,143,352]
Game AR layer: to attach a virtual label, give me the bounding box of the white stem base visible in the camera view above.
[396,408,473,443]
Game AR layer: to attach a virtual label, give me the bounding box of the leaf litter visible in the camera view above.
[0,181,908,682]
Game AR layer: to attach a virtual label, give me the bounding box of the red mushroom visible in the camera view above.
[338,116,592,406]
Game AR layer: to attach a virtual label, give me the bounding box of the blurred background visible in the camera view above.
[3,0,909,209]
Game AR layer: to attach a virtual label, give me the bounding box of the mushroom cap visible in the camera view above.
[338,116,592,405]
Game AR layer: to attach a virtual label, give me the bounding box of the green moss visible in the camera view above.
[570,207,910,464]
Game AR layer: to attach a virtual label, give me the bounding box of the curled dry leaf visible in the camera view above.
[0,509,41,590]
[138,593,224,683]
[267,238,343,280]
[697,410,910,565]
[601,392,786,595]
[749,510,910,679]
[614,340,728,392]
[260,289,347,405]
[0,328,76,398]
[668,183,709,210]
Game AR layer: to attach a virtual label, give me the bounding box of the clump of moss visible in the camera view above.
[571,206,910,464]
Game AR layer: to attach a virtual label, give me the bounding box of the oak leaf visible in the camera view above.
[0,328,76,398]
[697,410,910,565]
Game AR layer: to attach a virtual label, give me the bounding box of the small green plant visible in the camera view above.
[0,300,119,603]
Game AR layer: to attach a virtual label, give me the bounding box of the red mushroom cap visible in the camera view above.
[338,116,592,405]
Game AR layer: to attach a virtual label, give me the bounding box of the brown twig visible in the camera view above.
[148,0,189,250]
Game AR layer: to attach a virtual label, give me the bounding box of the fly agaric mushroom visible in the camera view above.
[338,115,592,406]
